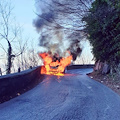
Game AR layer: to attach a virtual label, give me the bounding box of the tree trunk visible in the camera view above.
[6,41,12,74]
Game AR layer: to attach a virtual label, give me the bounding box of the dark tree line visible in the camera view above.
[83,0,120,70]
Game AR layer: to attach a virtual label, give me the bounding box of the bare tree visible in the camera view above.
[17,49,41,70]
[13,32,28,71]
[13,38,42,72]
[0,0,27,74]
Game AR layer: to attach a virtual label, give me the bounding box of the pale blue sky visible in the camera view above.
[11,0,39,48]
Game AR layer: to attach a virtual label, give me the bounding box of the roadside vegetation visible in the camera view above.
[83,0,120,95]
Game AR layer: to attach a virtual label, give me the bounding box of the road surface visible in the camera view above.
[0,68,120,120]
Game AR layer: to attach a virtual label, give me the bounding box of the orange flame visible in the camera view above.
[39,52,72,76]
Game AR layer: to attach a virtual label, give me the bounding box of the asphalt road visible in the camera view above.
[0,68,120,120]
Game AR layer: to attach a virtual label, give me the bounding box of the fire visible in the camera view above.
[39,51,72,76]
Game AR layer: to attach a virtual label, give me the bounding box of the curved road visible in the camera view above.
[0,68,120,120]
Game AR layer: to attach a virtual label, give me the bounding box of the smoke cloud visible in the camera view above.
[33,0,85,60]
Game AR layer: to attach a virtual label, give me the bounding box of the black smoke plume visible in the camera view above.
[33,0,86,61]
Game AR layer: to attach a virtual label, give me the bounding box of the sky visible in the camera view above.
[11,0,39,49]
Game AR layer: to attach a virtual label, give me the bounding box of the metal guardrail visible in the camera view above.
[67,64,94,70]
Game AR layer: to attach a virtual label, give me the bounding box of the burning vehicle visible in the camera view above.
[34,0,83,76]
[39,51,72,75]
